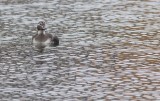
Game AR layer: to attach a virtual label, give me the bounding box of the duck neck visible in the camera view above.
[37,30,45,35]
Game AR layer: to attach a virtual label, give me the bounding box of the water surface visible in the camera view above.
[0,0,160,100]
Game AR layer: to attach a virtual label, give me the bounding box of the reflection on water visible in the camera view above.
[0,0,160,100]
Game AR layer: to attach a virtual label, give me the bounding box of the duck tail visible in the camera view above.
[52,36,59,46]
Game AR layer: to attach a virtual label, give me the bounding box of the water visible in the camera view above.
[0,0,160,100]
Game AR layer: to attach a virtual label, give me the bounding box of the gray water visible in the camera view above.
[0,0,160,101]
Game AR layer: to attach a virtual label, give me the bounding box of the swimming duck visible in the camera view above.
[32,21,59,51]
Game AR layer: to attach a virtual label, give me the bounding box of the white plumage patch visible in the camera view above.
[33,38,51,48]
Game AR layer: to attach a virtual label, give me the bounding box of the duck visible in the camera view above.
[32,21,59,52]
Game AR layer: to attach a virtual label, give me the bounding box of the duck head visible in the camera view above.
[37,21,47,35]
[37,21,46,30]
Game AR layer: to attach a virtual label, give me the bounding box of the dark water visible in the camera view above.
[0,0,160,100]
